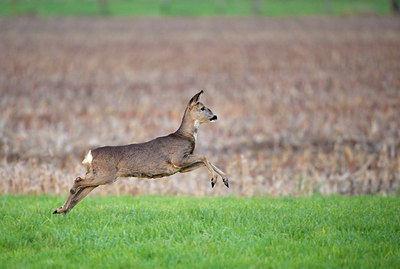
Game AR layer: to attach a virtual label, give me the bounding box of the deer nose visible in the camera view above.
[210,115,218,121]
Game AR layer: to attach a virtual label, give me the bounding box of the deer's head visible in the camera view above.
[188,90,217,123]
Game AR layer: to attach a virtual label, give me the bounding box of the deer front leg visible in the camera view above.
[210,163,229,188]
[174,154,218,188]
[179,162,204,173]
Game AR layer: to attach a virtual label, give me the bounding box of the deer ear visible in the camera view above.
[189,90,204,106]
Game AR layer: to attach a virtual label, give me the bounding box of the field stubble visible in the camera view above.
[0,16,399,196]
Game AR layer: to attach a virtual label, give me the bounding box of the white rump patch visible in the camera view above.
[82,150,93,165]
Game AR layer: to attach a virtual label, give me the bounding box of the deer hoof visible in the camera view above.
[223,179,229,188]
[53,207,62,214]
[211,179,215,188]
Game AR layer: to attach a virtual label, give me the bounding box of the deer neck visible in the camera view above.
[176,107,199,142]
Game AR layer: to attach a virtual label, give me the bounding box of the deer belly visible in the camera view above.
[117,170,177,178]
[116,163,179,179]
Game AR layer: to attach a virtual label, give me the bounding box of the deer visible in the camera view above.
[53,90,229,215]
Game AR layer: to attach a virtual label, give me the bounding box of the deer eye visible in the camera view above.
[201,107,205,111]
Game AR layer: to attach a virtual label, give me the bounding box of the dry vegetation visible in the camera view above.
[0,16,399,196]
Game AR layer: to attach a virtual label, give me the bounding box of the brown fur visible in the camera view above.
[53,91,228,215]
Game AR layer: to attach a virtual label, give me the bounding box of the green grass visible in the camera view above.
[0,0,392,17]
[0,195,399,268]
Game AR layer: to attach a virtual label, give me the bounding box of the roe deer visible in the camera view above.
[53,90,229,215]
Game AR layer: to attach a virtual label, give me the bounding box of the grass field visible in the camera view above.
[0,195,399,268]
[0,0,392,17]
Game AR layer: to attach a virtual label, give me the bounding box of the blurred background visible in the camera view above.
[0,1,399,197]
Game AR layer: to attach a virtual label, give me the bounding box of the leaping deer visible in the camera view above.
[53,90,229,215]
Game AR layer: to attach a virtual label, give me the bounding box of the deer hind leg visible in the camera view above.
[53,177,86,215]
[69,176,85,195]
[70,171,119,192]
[63,186,97,214]
[53,174,116,215]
